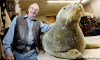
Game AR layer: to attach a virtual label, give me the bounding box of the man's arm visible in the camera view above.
[3,16,17,55]
[40,22,52,32]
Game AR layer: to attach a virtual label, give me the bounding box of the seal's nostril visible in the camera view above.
[75,3,78,5]
[75,3,77,4]
[78,3,80,5]
[75,3,79,5]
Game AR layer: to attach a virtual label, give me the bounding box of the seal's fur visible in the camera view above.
[42,3,85,59]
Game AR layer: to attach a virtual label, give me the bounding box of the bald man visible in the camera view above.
[3,3,52,60]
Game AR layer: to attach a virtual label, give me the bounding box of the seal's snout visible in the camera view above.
[74,3,83,8]
[75,3,80,5]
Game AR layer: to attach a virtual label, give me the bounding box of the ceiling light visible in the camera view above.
[47,0,88,3]
[81,0,88,3]
[47,1,80,3]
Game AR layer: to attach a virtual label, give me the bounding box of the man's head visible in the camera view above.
[28,3,39,18]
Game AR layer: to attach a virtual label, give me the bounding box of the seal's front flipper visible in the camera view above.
[47,49,83,59]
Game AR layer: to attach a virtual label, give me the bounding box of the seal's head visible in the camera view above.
[56,3,84,26]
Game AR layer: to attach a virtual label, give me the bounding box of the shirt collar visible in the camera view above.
[24,14,37,21]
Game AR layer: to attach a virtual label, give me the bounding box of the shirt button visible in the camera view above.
[18,40,20,41]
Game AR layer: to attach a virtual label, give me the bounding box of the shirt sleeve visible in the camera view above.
[3,16,17,55]
[40,22,52,32]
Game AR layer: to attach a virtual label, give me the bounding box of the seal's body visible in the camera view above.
[42,3,85,59]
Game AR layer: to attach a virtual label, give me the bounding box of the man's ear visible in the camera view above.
[28,9,29,12]
[36,13,38,15]
[28,7,30,12]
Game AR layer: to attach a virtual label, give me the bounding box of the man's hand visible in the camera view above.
[6,53,14,60]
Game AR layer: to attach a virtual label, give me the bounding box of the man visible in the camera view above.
[3,3,52,60]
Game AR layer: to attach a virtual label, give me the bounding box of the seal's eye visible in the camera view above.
[63,7,66,10]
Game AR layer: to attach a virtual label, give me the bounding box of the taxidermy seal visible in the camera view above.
[42,3,85,59]
[42,3,100,59]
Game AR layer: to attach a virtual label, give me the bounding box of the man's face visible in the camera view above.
[28,5,39,17]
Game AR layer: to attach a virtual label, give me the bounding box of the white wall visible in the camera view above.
[90,0,100,17]
[84,2,93,13]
